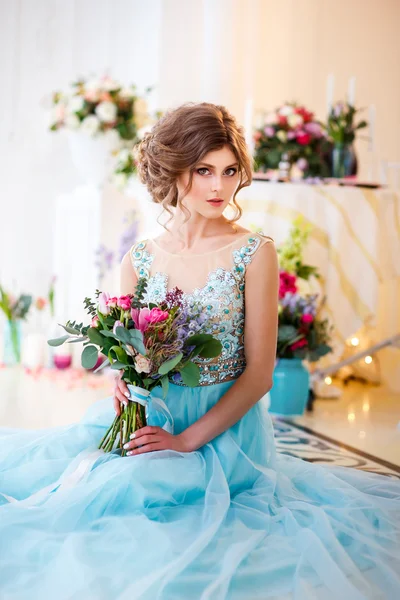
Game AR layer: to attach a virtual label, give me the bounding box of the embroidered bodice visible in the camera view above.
[130,232,273,386]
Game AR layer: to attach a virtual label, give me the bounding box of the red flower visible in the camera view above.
[296,132,311,146]
[278,115,288,127]
[290,338,308,351]
[279,271,297,299]
[301,313,314,324]
[294,107,314,123]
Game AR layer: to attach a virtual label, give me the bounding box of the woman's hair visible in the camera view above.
[134,102,254,228]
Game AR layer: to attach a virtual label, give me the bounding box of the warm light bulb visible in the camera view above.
[362,402,370,412]
[350,337,359,346]
[348,413,355,422]
[365,356,373,364]
[324,377,332,385]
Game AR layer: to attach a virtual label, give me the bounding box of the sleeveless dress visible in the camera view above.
[0,232,399,600]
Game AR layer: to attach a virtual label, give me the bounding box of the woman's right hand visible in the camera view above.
[113,372,130,416]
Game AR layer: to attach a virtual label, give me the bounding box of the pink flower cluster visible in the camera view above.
[279,271,297,299]
[131,307,169,333]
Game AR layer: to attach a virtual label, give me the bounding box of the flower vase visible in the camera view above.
[332,143,356,178]
[66,129,121,187]
[3,320,22,365]
[269,358,310,416]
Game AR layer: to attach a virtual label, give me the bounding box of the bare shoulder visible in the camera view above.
[246,237,278,278]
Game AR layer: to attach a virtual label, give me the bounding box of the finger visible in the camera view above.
[127,442,161,456]
[123,434,156,451]
[118,379,130,396]
[131,426,159,439]
[113,395,121,416]
[115,388,129,408]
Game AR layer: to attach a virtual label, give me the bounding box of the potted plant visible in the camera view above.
[253,103,330,179]
[324,102,368,178]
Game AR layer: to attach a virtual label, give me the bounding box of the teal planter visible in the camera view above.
[3,320,22,365]
[269,358,310,416]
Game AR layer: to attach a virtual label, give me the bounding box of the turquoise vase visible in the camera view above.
[332,143,356,178]
[3,319,22,365]
[269,358,310,416]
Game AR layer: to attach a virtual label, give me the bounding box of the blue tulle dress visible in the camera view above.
[1,233,399,600]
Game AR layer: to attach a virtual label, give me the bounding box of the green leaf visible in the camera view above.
[60,324,82,335]
[87,327,105,346]
[66,336,87,343]
[278,325,298,343]
[180,362,200,387]
[158,352,183,375]
[109,345,129,364]
[110,361,127,370]
[100,329,117,338]
[161,375,169,399]
[81,345,99,369]
[47,334,71,347]
[197,339,222,359]
[114,327,146,356]
[184,333,214,346]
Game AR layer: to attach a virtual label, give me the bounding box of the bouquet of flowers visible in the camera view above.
[112,148,138,190]
[253,103,330,178]
[325,102,368,145]
[277,217,333,361]
[278,290,332,362]
[48,279,222,455]
[49,74,151,141]
[0,284,33,362]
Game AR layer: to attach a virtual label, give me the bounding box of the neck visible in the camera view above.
[168,209,235,249]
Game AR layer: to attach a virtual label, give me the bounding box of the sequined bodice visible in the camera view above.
[130,233,272,386]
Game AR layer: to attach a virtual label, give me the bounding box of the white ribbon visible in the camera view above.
[1,389,175,507]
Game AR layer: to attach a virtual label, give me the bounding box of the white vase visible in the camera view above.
[66,129,121,187]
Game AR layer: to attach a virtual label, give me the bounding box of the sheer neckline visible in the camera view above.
[150,231,252,257]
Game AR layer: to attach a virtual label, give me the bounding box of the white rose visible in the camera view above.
[134,354,151,374]
[65,114,80,130]
[113,173,128,190]
[279,105,293,117]
[85,78,100,92]
[265,112,278,125]
[101,76,120,92]
[276,130,288,143]
[117,149,130,164]
[134,98,149,129]
[95,101,117,123]
[81,115,100,136]
[287,114,303,128]
[69,95,85,113]
[120,86,136,99]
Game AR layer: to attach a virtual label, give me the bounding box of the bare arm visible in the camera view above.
[180,241,279,452]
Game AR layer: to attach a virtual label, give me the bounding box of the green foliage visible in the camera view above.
[180,361,201,387]
[158,353,183,375]
[131,277,148,308]
[81,345,99,369]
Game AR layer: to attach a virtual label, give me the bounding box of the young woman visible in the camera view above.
[0,103,399,599]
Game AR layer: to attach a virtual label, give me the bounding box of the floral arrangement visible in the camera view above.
[276,218,333,361]
[113,148,138,190]
[253,103,330,178]
[48,280,222,454]
[0,284,33,362]
[49,74,151,141]
[325,102,368,145]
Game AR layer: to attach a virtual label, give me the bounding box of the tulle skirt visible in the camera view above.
[0,380,399,599]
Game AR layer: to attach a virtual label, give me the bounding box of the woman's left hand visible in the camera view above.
[123,426,191,456]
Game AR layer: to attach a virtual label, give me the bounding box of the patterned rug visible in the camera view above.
[273,419,400,479]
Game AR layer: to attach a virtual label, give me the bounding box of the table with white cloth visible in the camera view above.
[236,181,400,385]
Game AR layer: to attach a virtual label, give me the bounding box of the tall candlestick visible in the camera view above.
[347,76,356,106]
[326,74,334,115]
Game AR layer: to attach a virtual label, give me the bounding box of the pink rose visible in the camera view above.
[296,132,311,146]
[91,316,100,328]
[290,339,308,351]
[279,271,297,299]
[131,307,151,333]
[301,314,314,324]
[144,307,169,324]
[117,295,131,310]
[263,126,275,137]
[106,297,118,309]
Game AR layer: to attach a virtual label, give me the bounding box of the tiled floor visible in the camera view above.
[0,366,399,476]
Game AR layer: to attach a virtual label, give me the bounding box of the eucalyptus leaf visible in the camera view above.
[66,336,88,343]
[110,361,127,370]
[184,333,214,346]
[81,345,99,369]
[278,325,298,343]
[161,376,169,399]
[60,324,82,335]
[87,327,106,346]
[93,358,110,373]
[180,361,200,387]
[47,335,71,347]
[158,353,183,375]
[100,330,117,338]
[198,339,222,359]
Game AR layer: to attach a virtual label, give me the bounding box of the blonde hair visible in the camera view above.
[134,102,253,229]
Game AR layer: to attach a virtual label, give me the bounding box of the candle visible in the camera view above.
[54,354,72,370]
[347,76,356,106]
[368,104,376,152]
[326,74,335,115]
